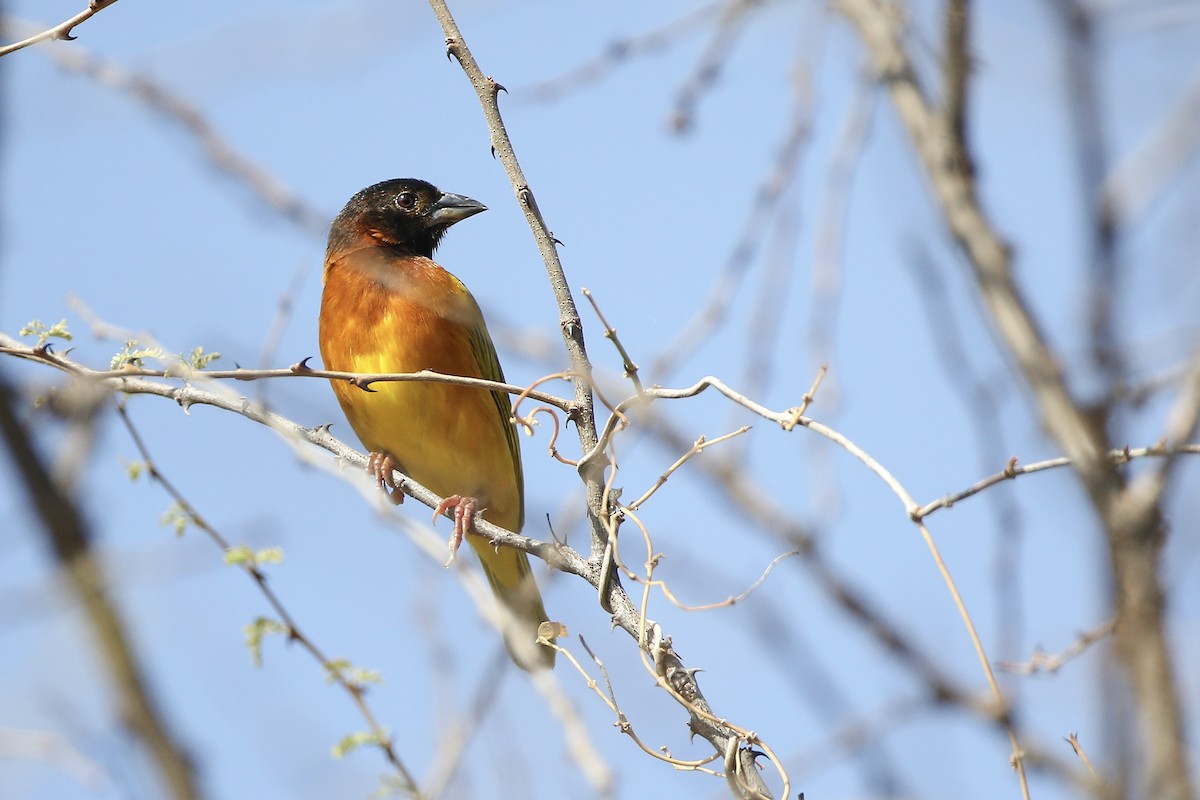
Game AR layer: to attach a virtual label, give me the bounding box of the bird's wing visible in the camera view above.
[466,317,525,531]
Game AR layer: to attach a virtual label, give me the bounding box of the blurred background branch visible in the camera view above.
[2,1,1198,799]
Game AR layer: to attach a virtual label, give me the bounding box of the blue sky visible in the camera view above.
[2,1,1198,799]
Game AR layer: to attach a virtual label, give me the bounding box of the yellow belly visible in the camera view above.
[318,243,550,669]
[319,262,521,532]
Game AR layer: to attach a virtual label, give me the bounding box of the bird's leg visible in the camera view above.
[367,452,405,505]
[433,495,478,567]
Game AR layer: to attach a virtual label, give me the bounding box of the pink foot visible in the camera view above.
[433,494,478,567]
[367,452,405,505]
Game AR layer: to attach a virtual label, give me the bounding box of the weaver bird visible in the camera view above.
[319,178,553,671]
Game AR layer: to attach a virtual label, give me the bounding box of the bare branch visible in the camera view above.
[670,0,764,132]
[0,340,572,412]
[941,0,973,172]
[427,0,608,558]
[0,23,328,235]
[0,728,108,790]
[627,426,750,510]
[998,618,1117,676]
[839,3,1196,795]
[1134,340,1200,502]
[1066,732,1101,784]
[516,2,725,104]
[0,331,780,797]
[0,0,119,58]
[0,376,202,800]
[838,0,1107,483]
[1100,71,1200,231]
[582,287,644,395]
[652,83,812,378]
[114,404,421,793]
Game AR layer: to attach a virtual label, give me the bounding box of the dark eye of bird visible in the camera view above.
[396,191,417,210]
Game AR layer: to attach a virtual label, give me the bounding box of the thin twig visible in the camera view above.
[427,0,609,558]
[736,34,822,424]
[2,329,779,794]
[913,443,1200,520]
[256,261,311,404]
[0,342,571,411]
[0,0,119,58]
[616,505,791,798]
[9,324,1171,795]
[1134,341,1200,506]
[582,288,644,395]
[643,369,1028,795]
[0,376,202,800]
[420,647,508,797]
[627,426,750,510]
[550,637,721,773]
[516,2,726,104]
[114,403,422,797]
[999,618,1118,676]
[1099,71,1200,231]
[670,0,764,132]
[1066,732,1101,784]
[651,88,812,379]
[0,728,108,790]
[424,9,791,796]
[0,23,328,234]
[634,549,800,613]
[838,0,1104,485]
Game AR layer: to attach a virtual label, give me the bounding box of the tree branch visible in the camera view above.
[0,374,202,800]
[0,0,119,58]
[838,2,1197,796]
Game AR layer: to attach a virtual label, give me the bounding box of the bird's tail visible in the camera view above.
[470,539,555,671]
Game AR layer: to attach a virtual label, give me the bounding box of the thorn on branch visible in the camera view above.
[350,377,376,392]
[560,317,583,341]
[290,356,314,374]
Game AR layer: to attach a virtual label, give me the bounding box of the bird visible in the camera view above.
[318,178,553,671]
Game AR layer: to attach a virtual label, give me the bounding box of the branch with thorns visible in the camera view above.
[2,326,799,794]
[0,0,120,58]
[548,635,723,773]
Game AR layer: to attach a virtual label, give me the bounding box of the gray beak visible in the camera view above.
[429,191,487,226]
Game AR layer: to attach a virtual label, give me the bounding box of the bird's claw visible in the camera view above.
[367,452,405,505]
[434,495,477,567]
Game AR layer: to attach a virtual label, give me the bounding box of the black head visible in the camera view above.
[327,178,487,259]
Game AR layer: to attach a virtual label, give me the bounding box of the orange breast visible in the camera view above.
[319,248,522,532]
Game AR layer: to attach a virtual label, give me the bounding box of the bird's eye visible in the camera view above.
[396,191,418,210]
